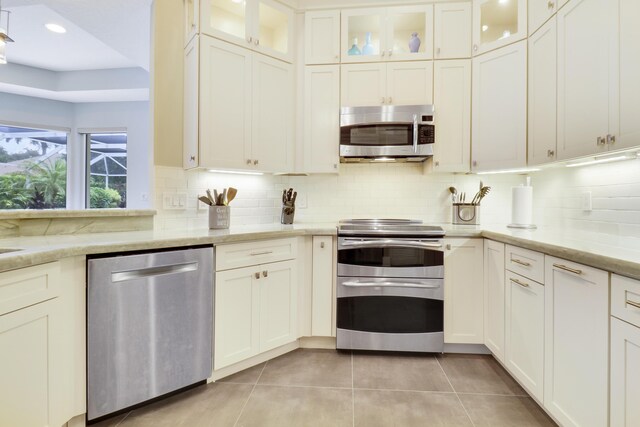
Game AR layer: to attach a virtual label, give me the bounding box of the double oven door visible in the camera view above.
[336,237,445,353]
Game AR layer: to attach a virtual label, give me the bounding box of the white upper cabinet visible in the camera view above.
[616,0,640,151]
[305,10,341,65]
[200,0,294,63]
[183,37,199,169]
[341,61,432,107]
[184,0,200,46]
[529,0,558,36]
[528,17,557,165]
[341,6,434,63]
[473,0,527,56]
[556,0,612,160]
[303,65,340,173]
[434,2,472,59]
[432,59,471,172]
[471,41,527,172]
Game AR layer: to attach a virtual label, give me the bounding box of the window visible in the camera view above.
[0,124,68,209]
[86,133,127,208]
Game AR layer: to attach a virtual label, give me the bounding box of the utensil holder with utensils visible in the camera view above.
[281,188,297,225]
[209,205,230,229]
[452,203,480,225]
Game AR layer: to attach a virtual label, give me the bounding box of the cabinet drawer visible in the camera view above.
[216,238,297,271]
[0,262,61,316]
[505,245,544,283]
[612,274,640,328]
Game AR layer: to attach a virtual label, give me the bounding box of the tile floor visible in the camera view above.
[93,349,557,427]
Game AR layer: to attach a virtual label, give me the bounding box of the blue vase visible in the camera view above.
[362,32,375,55]
[347,38,361,56]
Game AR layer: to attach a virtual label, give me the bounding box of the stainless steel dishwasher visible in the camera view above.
[87,246,214,422]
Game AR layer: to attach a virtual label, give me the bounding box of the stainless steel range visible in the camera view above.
[336,219,445,353]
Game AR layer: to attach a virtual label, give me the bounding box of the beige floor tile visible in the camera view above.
[353,353,453,392]
[119,382,253,427]
[438,354,526,395]
[218,362,266,384]
[354,389,472,427]
[257,349,353,388]
[459,394,557,426]
[236,385,353,427]
[90,412,130,427]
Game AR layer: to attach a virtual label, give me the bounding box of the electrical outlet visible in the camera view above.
[163,192,188,210]
[197,194,209,211]
[581,191,592,212]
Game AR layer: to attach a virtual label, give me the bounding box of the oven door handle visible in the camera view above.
[341,240,442,250]
[342,280,440,289]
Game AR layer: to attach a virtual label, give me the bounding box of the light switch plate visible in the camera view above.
[581,191,592,212]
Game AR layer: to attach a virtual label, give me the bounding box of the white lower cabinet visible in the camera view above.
[215,259,297,370]
[611,316,640,427]
[444,238,484,344]
[311,236,334,337]
[544,256,609,427]
[483,240,505,362]
[505,271,544,402]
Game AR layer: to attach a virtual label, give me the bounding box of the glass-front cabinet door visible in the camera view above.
[200,0,293,63]
[341,8,386,63]
[386,5,434,61]
[472,0,527,56]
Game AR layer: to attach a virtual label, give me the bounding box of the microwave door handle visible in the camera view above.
[413,114,418,153]
[341,240,442,250]
[342,280,440,289]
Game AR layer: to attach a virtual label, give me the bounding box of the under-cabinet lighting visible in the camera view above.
[565,153,637,168]
[372,157,395,162]
[208,169,264,176]
[476,168,541,175]
[45,23,66,33]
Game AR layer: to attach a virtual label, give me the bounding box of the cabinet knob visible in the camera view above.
[335,55,339,60]
[435,161,440,167]
[255,38,260,46]
[253,159,259,165]
[262,270,268,278]
[597,136,606,146]
[381,97,386,104]
[190,155,196,161]
[333,163,338,169]
[607,134,616,145]
[548,0,555,9]
[388,49,393,56]
[247,159,252,165]
[381,51,386,57]
[388,97,392,104]
[446,244,452,250]
[436,47,441,55]
[320,242,325,249]
[547,149,555,157]
[255,272,260,279]
[247,36,253,44]
[473,160,478,167]
[473,44,478,52]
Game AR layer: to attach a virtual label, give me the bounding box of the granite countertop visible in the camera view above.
[0,222,638,281]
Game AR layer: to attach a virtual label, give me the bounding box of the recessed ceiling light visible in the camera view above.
[45,23,66,34]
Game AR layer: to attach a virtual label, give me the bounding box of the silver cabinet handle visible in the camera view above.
[435,161,440,167]
[626,300,640,309]
[262,270,268,278]
[607,134,616,145]
[190,155,196,161]
[548,0,555,9]
[388,97,393,104]
[473,160,478,167]
[511,258,531,267]
[547,149,555,157]
[597,136,606,146]
[381,97,386,104]
[250,250,273,256]
[388,49,393,56]
[320,241,325,249]
[255,272,261,279]
[255,38,260,46]
[446,244,452,250]
[343,280,440,290]
[111,262,198,282]
[246,159,252,165]
[381,50,386,57]
[473,44,478,52]
[510,277,530,288]
[436,47,441,55]
[553,263,583,275]
[253,159,259,165]
[247,36,253,44]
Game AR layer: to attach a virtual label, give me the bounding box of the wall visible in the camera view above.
[0,92,151,209]
[154,163,524,229]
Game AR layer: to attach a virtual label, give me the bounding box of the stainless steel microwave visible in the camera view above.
[339,105,435,163]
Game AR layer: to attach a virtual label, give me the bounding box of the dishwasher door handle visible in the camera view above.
[111,262,199,282]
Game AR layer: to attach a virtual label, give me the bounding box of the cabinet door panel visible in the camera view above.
[386,5,434,61]
[557,0,610,160]
[305,10,341,65]
[200,0,250,47]
[434,2,472,59]
[252,54,293,172]
[473,0,527,56]
[340,63,387,107]
[444,238,484,344]
[387,61,433,106]
[433,60,470,173]
[260,260,297,352]
[199,36,252,170]
[255,0,294,63]
[528,18,557,166]
[483,240,505,362]
[215,267,259,369]
[312,237,334,337]
[617,0,640,150]
[611,317,640,427]
[304,66,340,173]
[544,256,608,427]
[183,37,199,169]
[471,41,527,172]
[505,272,544,402]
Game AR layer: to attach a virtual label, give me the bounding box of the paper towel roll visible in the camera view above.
[511,185,533,226]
